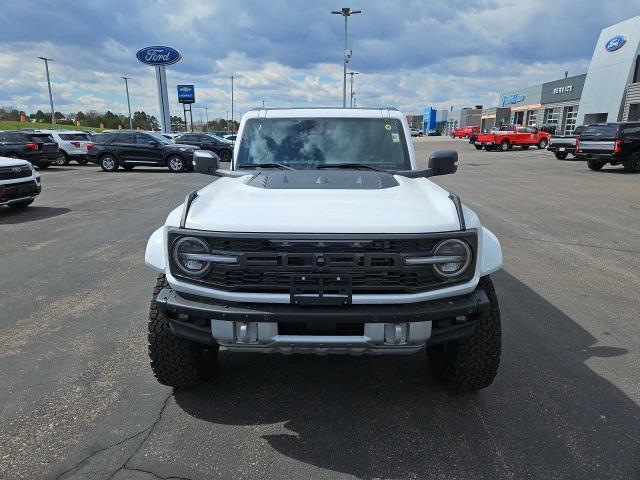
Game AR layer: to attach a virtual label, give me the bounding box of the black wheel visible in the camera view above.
[99,154,118,172]
[587,159,605,171]
[148,275,218,389]
[500,140,510,151]
[76,157,89,165]
[123,165,135,171]
[538,138,548,149]
[55,152,69,166]
[555,151,569,160]
[428,276,501,392]
[167,155,186,172]
[218,149,232,162]
[521,145,530,150]
[9,199,33,208]
[474,144,483,150]
[623,153,640,173]
[418,132,423,137]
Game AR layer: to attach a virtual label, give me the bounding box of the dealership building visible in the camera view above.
[427,14,640,135]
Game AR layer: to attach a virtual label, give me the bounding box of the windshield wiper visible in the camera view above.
[238,163,295,170]
[315,163,388,172]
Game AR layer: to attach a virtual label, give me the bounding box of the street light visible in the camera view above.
[37,57,55,124]
[121,76,133,130]
[231,75,234,133]
[331,7,361,107]
[348,71,359,108]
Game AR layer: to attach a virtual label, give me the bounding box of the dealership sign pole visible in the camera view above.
[177,85,195,132]
[136,46,181,133]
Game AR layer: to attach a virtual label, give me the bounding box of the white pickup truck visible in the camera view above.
[145,108,503,392]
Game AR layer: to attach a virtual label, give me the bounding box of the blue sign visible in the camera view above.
[177,84,195,103]
[605,35,626,52]
[136,46,181,66]
[500,94,525,107]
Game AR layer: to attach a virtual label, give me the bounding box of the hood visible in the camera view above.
[0,156,32,168]
[183,171,461,234]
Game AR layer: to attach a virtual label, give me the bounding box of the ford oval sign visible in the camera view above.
[605,35,626,52]
[136,46,181,66]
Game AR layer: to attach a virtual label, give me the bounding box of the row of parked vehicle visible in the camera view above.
[451,122,640,173]
[0,128,237,209]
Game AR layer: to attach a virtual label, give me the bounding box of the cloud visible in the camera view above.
[1,0,639,121]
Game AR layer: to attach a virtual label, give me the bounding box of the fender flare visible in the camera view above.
[480,227,503,276]
[145,226,166,273]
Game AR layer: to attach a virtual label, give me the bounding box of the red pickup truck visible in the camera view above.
[475,125,550,151]
[451,126,479,138]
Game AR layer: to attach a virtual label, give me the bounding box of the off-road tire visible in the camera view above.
[587,159,605,171]
[500,140,510,151]
[427,275,501,392]
[555,151,569,160]
[474,144,483,150]
[624,153,640,173]
[9,199,33,208]
[148,275,218,389]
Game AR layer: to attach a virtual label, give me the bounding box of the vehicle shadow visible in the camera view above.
[173,270,639,479]
[0,206,70,224]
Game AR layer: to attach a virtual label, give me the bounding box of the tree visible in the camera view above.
[54,111,65,120]
[35,110,47,122]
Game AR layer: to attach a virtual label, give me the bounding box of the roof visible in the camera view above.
[242,107,405,120]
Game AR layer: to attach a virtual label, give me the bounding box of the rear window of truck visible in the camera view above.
[581,124,620,137]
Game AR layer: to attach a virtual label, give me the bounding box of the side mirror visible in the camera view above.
[428,150,458,176]
[148,140,158,146]
[192,149,219,175]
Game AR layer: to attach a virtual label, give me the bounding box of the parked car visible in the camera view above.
[0,131,58,168]
[547,126,584,160]
[173,133,234,162]
[475,125,550,151]
[144,107,504,392]
[451,126,479,139]
[576,122,640,172]
[222,134,237,143]
[410,127,424,137]
[87,131,197,172]
[211,131,235,138]
[39,130,93,165]
[0,156,42,208]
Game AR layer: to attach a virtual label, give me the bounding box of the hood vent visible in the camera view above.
[246,170,399,190]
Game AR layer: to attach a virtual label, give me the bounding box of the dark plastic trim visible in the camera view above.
[448,193,466,231]
[180,190,199,228]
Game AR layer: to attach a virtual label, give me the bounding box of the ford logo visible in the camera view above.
[12,166,21,173]
[136,46,181,66]
[605,35,626,52]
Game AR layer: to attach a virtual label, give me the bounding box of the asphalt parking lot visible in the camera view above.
[1,138,639,480]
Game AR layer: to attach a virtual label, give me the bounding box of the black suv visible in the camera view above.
[174,133,234,162]
[576,122,640,172]
[87,131,197,172]
[0,131,59,168]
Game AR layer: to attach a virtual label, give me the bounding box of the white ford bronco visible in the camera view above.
[145,108,503,391]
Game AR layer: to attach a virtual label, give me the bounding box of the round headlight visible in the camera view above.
[172,236,211,277]
[432,239,472,278]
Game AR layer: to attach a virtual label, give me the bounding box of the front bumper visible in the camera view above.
[155,288,489,354]
[0,179,41,205]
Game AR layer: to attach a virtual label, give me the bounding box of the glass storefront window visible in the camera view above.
[564,106,577,135]
[526,110,538,126]
[544,108,560,126]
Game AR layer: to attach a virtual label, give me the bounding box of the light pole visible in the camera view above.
[226,110,229,131]
[204,106,209,132]
[121,76,133,130]
[230,75,234,133]
[331,7,361,107]
[348,71,359,108]
[38,57,55,124]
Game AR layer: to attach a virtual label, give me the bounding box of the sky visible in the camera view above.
[1,0,639,122]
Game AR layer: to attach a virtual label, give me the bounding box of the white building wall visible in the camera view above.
[577,15,640,125]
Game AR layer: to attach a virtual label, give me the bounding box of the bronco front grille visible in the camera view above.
[168,231,477,295]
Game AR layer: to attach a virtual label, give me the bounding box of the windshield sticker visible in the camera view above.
[384,124,391,131]
[391,133,400,142]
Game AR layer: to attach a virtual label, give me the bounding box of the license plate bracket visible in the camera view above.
[290,274,352,306]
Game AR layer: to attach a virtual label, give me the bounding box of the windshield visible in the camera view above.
[236,117,410,170]
[148,133,173,145]
[59,133,90,141]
